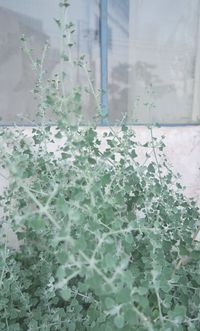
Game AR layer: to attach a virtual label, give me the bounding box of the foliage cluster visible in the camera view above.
[0,1,200,330]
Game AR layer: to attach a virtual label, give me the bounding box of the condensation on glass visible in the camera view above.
[108,0,200,124]
[0,0,100,125]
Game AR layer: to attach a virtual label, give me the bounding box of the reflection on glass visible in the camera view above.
[0,0,100,124]
[1,0,200,125]
[108,0,200,124]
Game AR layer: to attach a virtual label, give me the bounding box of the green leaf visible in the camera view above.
[46,95,55,106]
[60,287,71,301]
[56,266,65,281]
[124,309,138,325]
[56,197,66,214]
[68,322,76,331]
[168,305,186,323]
[114,315,124,329]
[105,297,115,309]
[130,149,137,158]
[55,131,63,138]
[104,253,116,268]
[29,217,45,230]
[57,251,68,264]
[88,157,96,165]
[105,325,113,331]
[148,163,155,173]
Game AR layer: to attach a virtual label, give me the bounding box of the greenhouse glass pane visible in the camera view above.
[0,0,100,125]
[108,0,200,124]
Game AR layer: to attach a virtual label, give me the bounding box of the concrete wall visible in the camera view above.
[99,125,200,205]
[140,126,200,204]
[2,125,198,203]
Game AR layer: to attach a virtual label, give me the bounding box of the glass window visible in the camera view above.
[0,0,100,124]
[0,0,200,125]
[108,0,200,124]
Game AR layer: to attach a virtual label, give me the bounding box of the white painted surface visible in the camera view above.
[2,125,199,203]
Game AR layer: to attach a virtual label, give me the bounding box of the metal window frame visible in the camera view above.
[100,0,108,125]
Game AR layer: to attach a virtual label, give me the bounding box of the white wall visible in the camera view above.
[4,125,198,204]
[99,126,200,205]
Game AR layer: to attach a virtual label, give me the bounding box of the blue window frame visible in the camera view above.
[100,0,108,125]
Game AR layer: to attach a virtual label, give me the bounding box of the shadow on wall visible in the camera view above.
[108,61,173,124]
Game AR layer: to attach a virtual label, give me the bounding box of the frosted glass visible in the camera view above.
[108,0,200,124]
[0,0,100,124]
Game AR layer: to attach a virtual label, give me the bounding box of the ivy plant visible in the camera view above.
[0,1,200,330]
